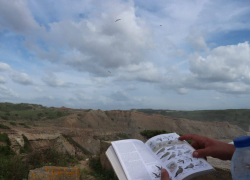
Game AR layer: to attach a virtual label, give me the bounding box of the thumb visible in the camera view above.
[161,169,170,180]
[193,148,211,158]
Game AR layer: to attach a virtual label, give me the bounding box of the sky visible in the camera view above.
[0,0,250,110]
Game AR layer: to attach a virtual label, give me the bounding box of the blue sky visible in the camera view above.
[1,0,250,110]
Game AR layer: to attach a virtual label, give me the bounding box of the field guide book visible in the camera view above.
[106,133,215,180]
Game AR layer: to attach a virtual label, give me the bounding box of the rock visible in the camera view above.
[100,141,113,171]
[28,166,79,180]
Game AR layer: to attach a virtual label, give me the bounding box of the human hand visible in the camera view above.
[161,169,170,180]
[179,134,235,160]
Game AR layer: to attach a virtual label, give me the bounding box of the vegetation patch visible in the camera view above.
[0,133,11,146]
[9,122,17,126]
[140,130,170,139]
[0,123,10,129]
[116,133,130,139]
[0,147,78,180]
[104,111,109,117]
[62,134,92,155]
[82,155,118,180]
[21,134,33,153]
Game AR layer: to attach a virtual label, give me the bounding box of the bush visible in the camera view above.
[0,133,11,146]
[21,134,33,153]
[0,124,10,129]
[116,133,129,139]
[140,130,170,139]
[1,116,9,120]
[87,155,118,180]
[10,122,17,126]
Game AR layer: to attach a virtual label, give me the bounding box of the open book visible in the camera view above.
[106,133,215,180]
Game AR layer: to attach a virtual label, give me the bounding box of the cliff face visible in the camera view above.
[0,109,246,155]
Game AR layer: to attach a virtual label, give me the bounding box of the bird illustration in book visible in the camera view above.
[177,159,184,164]
[167,146,175,150]
[157,147,165,155]
[160,152,170,159]
[168,153,176,160]
[177,150,182,156]
[185,163,194,169]
[155,165,162,171]
[195,161,204,166]
[152,172,160,178]
[175,166,183,177]
[184,149,191,154]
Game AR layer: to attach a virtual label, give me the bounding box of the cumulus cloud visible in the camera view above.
[0,85,19,98]
[10,71,33,85]
[117,62,163,83]
[34,86,44,92]
[0,75,6,83]
[109,90,129,102]
[187,30,208,51]
[0,0,40,34]
[0,62,11,71]
[42,72,69,87]
[24,0,153,76]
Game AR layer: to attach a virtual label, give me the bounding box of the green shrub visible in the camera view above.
[88,155,118,180]
[22,134,33,153]
[104,111,109,117]
[116,133,129,139]
[0,145,15,156]
[0,116,8,120]
[140,130,170,139]
[19,123,25,126]
[0,124,10,129]
[0,133,11,146]
[10,122,17,126]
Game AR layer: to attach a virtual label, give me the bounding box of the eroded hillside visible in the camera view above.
[0,107,246,155]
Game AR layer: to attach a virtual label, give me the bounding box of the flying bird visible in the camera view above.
[168,153,176,160]
[185,163,194,169]
[160,152,170,159]
[108,71,111,73]
[157,147,165,155]
[115,19,121,22]
[175,166,183,177]
[152,172,160,178]
[160,25,162,26]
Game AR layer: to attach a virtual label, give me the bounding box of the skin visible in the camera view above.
[161,134,236,180]
[179,134,236,160]
[161,169,170,180]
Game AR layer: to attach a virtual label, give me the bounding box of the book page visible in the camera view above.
[145,133,215,180]
[111,139,162,180]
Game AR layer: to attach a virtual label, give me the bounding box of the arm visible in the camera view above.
[179,134,235,160]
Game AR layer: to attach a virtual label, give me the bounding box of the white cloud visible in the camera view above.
[10,71,33,85]
[109,90,129,102]
[0,84,19,98]
[0,62,11,71]
[42,72,69,87]
[34,86,44,92]
[24,0,154,77]
[0,75,6,83]
[0,0,40,34]
[126,84,137,91]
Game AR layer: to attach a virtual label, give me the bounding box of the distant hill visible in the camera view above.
[134,109,250,131]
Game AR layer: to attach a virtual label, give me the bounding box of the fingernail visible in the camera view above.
[161,169,166,173]
[193,151,198,157]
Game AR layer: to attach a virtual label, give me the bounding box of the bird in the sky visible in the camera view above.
[157,147,165,155]
[115,19,121,22]
[175,166,183,177]
[160,25,162,26]
[108,71,111,73]
[185,163,194,169]
[168,152,176,160]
